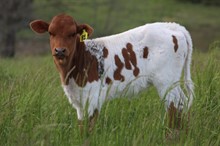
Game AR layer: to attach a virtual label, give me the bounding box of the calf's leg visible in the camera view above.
[165,86,190,139]
[155,83,190,138]
[78,120,84,136]
[89,109,99,133]
[168,102,182,130]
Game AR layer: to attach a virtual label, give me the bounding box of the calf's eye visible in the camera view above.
[49,32,55,36]
[68,33,76,38]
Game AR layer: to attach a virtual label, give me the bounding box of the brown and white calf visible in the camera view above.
[30,14,194,131]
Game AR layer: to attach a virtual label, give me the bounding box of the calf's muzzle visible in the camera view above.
[54,48,66,59]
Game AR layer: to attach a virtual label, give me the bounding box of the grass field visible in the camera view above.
[0,44,220,145]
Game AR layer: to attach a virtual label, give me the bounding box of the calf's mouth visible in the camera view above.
[53,53,65,60]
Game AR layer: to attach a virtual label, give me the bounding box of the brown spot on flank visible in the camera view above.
[133,68,139,77]
[126,43,137,66]
[103,47,108,58]
[126,43,133,51]
[114,55,125,81]
[143,47,149,58]
[126,43,139,77]
[172,35,178,52]
[122,48,132,69]
[105,76,112,84]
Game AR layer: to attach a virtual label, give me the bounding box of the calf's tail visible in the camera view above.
[182,27,194,109]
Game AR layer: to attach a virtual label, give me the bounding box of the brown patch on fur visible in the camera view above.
[126,43,132,50]
[105,77,112,85]
[73,43,99,87]
[105,76,112,84]
[133,68,139,77]
[126,43,139,77]
[114,55,125,81]
[172,35,178,52]
[143,47,149,58]
[121,43,140,77]
[55,39,100,87]
[103,47,109,58]
[66,40,99,87]
[122,48,132,69]
[87,58,99,82]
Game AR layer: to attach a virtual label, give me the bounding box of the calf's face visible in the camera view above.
[30,14,93,66]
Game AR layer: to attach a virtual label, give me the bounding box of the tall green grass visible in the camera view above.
[0,48,220,145]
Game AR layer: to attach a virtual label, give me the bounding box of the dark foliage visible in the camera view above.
[176,0,220,6]
[0,0,33,57]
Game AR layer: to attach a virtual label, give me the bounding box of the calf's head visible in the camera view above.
[30,14,93,66]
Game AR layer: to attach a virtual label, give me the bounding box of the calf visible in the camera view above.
[30,14,194,133]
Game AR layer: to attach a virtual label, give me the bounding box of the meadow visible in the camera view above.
[0,43,220,145]
[1,0,220,145]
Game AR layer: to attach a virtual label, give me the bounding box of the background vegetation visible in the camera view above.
[0,0,220,145]
[0,0,219,57]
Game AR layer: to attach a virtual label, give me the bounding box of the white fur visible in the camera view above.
[63,22,194,120]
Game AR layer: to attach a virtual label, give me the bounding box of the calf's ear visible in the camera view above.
[77,24,94,37]
[30,20,49,34]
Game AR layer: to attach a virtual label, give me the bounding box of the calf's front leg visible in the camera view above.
[77,108,99,135]
[89,109,99,133]
[73,104,84,135]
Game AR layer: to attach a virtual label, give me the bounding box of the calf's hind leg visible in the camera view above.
[167,102,182,131]
[164,86,189,138]
[156,83,189,137]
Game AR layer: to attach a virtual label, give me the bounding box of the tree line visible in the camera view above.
[176,0,220,5]
[0,0,219,58]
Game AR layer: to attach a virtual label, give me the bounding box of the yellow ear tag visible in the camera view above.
[80,29,88,42]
